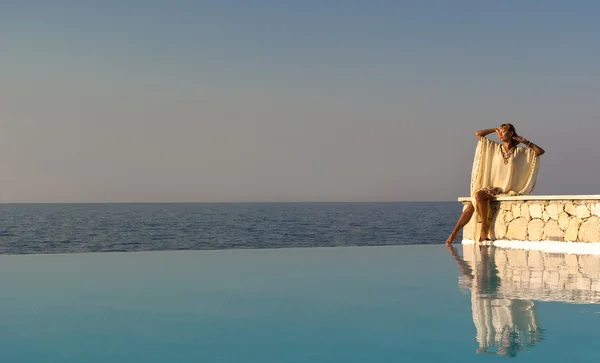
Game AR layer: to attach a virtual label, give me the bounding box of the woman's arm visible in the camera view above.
[475,128,498,140]
[513,135,545,156]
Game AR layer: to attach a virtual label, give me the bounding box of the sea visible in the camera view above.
[4,202,600,362]
[0,202,461,254]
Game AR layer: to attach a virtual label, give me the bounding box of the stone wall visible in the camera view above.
[460,196,600,242]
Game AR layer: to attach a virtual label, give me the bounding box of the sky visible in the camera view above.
[0,0,599,202]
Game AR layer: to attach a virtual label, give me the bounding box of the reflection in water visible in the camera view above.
[449,245,600,357]
[448,245,541,357]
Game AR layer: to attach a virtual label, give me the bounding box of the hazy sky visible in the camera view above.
[1,1,599,202]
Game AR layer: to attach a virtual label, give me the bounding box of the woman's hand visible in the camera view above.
[512,135,527,144]
[513,135,545,155]
[494,128,501,140]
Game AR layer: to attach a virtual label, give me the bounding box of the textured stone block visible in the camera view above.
[576,205,591,219]
[528,219,545,241]
[521,203,530,221]
[546,203,562,220]
[543,220,564,241]
[592,203,600,217]
[542,211,550,222]
[506,217,529,240]
[529,204,543,219]
[502,202,513,211]
[565,218,582,242]
[579,216,600,243]
[504,210,514,223]
[512,204,522,218]
[558,212,570,231]
[565,203,578,216]
[491,212,507,239]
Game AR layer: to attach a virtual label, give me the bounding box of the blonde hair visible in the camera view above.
[500,123,520,146]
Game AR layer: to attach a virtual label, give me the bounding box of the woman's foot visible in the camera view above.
[479,226,490,243]
[446,232,458,245]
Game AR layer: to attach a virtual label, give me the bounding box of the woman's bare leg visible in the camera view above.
[475,190,494,242]
[446,203,475,245]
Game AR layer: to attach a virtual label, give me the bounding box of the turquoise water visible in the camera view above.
[1,245,599,362]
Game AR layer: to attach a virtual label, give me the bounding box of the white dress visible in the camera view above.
[469,137,540,241]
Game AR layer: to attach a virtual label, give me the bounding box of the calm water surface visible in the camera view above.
[1,245,599,362]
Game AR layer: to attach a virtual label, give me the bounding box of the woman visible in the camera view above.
[446,124,545,245]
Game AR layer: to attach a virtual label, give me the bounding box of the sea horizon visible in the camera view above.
[0,202,459,255]
[0,200,459,204]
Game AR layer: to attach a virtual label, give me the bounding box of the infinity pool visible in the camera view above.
[1,245,599,362]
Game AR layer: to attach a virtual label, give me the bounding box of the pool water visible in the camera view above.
[1,245,599,362]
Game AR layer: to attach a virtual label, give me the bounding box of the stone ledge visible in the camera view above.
[458,194,600,202]
[459,195,600,243]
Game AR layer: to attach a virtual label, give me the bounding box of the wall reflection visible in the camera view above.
[447,245,600,357]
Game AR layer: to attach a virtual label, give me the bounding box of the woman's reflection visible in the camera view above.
[447,245,543,357]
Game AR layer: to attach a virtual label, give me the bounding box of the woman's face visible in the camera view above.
[498,126,514,142]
